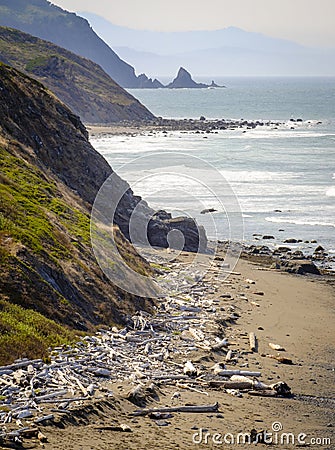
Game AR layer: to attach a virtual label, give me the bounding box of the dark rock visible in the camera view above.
[147,215,207,253]
[314,245,325,253]
[290,250,305,259]
[166,67,222,89]
[200,208,217,214]
[276,246,291,253]
[262,235,275,240]
[284,238,298,243]
[283,260,320,275]
[137,73,164,89]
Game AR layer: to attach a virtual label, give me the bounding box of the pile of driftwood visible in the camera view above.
[0,254,292,444]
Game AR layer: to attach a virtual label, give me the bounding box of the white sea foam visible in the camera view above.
[326,187,335,197]
[229,130,334,140]
[265,216,335,228]
[218,170,298,183]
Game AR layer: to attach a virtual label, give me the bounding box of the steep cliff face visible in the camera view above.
[0,0,160,88]
[0,63,207,251]
[0,64,207,361]
[0,64,156,362]
[0,27,154,123]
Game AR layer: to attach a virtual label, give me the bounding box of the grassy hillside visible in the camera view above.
[0,64,155,365]
[0,26,154,123]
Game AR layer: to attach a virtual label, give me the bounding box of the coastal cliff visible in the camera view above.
[0,26,154,123]
[0,0,161,89]
[0,64,206,363]
[0,63,158,361]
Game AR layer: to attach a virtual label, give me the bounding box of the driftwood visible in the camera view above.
[211,338,229,351]
[34,414,54,424]
[269,343,285,351]
[176,382,208,396]
[183,361,198,377]
[248,390,277,397]
[0,254,293,440]
[209,378,270,391]
[94,424,132,432]
[210,380,254,390]
[249,332,257,352]
[225,350,233,361]
[214,369,261,378]
[222,270,241,276]
[133,402,219,416]
[265,354,293,365]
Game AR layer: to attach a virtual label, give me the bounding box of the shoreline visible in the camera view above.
[86,117,289,138]
[86,120,335,274]
[1,248,334,449]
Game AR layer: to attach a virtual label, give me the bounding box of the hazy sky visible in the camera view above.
[50,0,335,47]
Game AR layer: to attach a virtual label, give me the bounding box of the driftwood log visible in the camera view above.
[249,332,257,352]
[133,402,219,417]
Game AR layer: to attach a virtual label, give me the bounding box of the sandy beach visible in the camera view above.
[35,249,335,450]
[2,123,333,450]
[29,125,334,450]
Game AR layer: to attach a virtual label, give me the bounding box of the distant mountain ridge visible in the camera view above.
[0,26,154,123]
[0,0,161,88]
[81,12,335,77]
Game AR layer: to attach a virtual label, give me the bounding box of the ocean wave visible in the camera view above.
[326,187,335,197]
[265,216,335,228]
[219,169,299,182]
[229,130,334,140]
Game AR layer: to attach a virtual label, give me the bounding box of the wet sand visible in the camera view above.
[41,252,334,450]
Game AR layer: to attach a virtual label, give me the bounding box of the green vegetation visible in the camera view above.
[0,145,93,362]
[0,296,76,365]
[25,54,56,71]
[150,262,171,271]
[0,146,91,258]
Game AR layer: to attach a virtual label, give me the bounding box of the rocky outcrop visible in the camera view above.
[0,27,155,123]
[0,0,162,89]
[166,67,224,89]
[137,73,164,89]
[278,260,321,275]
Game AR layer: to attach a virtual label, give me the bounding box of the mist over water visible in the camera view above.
[92,77,335,255]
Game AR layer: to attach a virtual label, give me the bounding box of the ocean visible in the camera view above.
[90,77,335,257]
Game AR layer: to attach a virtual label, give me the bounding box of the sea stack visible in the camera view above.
[166,67,224,89]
